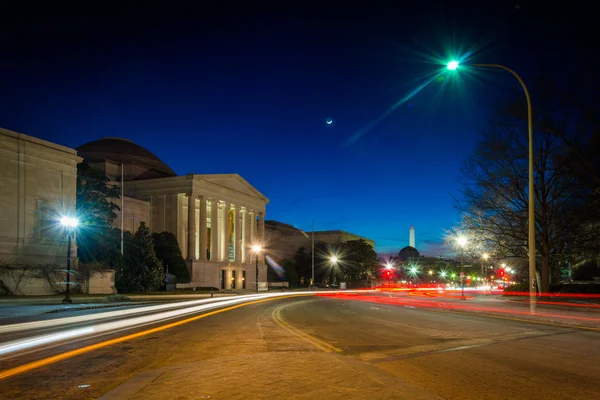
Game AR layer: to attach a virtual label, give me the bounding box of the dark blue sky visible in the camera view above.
[0,2,595,255]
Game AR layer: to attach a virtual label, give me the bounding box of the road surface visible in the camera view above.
[1,292,599,399]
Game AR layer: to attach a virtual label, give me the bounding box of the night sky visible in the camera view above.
[0,2,595,255]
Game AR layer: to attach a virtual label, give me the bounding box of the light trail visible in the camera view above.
[0,290,376,358]
[0,293,280,334]
[0,297,278,380]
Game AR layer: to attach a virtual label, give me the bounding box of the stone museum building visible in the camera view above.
[77,137,269,291]
[0,127,269,294]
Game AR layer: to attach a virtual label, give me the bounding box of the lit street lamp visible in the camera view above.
[252,244,262,294]
[447,60,536,313]
[60,216,79,304]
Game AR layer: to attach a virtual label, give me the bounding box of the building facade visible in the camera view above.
[0,128,81,294]
[77,138,269,290]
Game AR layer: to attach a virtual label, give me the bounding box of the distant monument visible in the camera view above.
[398,226,420,261]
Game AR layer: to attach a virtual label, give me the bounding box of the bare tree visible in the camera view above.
[455,83,590,292]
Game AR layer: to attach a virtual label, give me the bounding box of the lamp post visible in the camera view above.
[329,255,339,288]
[456,236,468,300]
[481,253,490,279]
[447,60,536,313]
[252,244,262,294]
[60,216,79,304]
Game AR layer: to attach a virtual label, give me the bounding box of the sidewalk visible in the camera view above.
[0,302,139,319]
[0,292,238,305]
[99,351,443,400]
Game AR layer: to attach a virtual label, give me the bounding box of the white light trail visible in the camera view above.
[0,327,94,355]
[0,291,375,357]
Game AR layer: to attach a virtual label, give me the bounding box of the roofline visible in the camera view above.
[194,173,269,203]
[0,127,80,157]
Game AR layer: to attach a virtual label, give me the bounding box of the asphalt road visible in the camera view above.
[1,293,599,399]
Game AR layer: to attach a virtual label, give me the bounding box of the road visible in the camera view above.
[1,292,599,399]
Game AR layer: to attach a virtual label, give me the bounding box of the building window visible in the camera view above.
[242,271,246,289]
[231,270,236,289]
[221,270,226,290]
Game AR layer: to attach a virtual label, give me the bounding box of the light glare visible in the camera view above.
[447,60,459,70]
[60,216,79,228]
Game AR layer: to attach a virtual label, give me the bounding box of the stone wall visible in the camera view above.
[0,128,82,267]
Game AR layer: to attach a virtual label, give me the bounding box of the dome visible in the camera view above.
[77,137,176,179]
[398,246,420,261]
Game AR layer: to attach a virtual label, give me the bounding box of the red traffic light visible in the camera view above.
[498,269,505,277]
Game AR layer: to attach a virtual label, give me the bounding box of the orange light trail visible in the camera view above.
[0,296,303,380]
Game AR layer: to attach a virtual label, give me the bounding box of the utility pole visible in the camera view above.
[120,162,124,255]
[311,220,315,289]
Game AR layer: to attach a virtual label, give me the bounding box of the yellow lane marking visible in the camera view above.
[0,295,310,380]
[271,303,343,353]
[430,309,600,332]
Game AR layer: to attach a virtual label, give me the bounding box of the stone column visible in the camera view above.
[249,211,256,244]
[187,194,196,260]
[222,202,229,261]
[199,196,207,260]
[258,212,265,243]
[210,199,219,261]
[234,206,241,263]
[244,208,251,263]
[171,194,180,245]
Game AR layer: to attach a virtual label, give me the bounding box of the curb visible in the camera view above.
[44,301,159,314]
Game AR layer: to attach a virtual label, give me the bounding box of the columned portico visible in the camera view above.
[121,172,268,291]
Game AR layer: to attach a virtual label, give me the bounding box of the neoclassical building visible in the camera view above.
[77,137,269,291]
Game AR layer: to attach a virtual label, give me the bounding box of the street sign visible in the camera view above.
[460,272,465,278]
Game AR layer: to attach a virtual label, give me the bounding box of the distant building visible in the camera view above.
[265,220,375,262]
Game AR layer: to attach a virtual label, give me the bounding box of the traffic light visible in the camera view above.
[498,269,505,278]
[385,270,391,278]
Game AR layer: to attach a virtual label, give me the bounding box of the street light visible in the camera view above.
[59,216,79,304]
[455,235,468,300]
[331,256,338,265]
[252,244,262,294]
[448,60,536,313]
[447,60,459,70]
